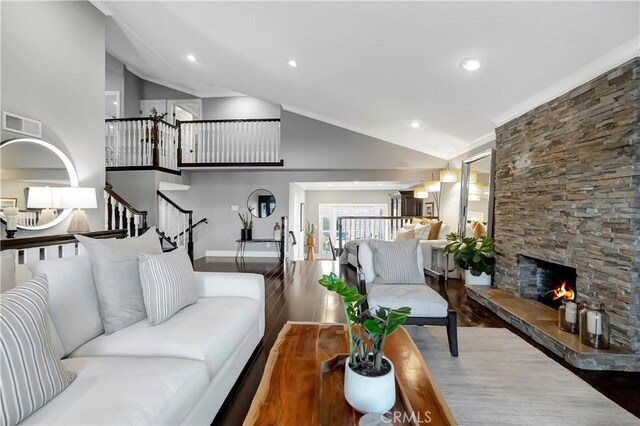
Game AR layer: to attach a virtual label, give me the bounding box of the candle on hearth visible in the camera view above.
[564,301,577,324]
[586,310,602,335]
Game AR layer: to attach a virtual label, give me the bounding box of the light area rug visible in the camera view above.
[406,326,638,426]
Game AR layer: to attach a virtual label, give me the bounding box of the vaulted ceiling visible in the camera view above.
[96,1,639,159]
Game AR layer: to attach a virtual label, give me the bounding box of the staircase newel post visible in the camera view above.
[152,119,160,167]
[176,120,182,167]
[188,211,194,264]
[140,211,148,235]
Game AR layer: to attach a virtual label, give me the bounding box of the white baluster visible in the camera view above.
[61,243,76,258]
[104,192,109,230]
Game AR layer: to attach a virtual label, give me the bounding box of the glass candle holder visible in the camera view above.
[579,303,610,349]
[558,300,578,334]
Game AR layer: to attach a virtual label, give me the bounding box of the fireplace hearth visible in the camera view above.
[517,255,577,309]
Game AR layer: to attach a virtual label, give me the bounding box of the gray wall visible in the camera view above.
[123,68,143,117]
[141,80,196,101]
[164,169,442,259]
[1,1,105,237]
[202,97,280,120]
[280,110,445,170]
[105,53,124,117]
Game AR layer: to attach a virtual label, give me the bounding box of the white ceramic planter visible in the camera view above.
[344,358,395,414]
[465,270,492,285]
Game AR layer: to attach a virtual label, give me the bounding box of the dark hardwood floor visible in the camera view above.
[195,257,640,425]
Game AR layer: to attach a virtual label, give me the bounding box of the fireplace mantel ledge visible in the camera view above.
[467,286,640,372]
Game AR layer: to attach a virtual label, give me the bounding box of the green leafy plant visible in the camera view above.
[237,212,253,230]
[305,222,316,238]
[444,232,495,276]
[318,273,411,376]
[148,107,168,121]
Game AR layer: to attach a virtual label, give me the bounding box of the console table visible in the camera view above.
[235,239,281,259]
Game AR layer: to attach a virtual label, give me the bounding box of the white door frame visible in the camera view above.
[167,99,202,124]
[105,91,121,118]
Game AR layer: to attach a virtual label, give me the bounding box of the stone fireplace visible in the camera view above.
[517,255,576,309]
[492,57,640,354]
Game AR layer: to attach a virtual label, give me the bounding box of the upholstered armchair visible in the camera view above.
[357,239,458,357]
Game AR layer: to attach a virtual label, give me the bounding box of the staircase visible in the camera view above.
[104,184,207,263]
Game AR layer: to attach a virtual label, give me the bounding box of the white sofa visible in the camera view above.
[4,252,265,426]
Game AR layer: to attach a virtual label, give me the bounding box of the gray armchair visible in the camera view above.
[357,241,458,357]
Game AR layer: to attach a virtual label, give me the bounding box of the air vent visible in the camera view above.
[2,112,42,138]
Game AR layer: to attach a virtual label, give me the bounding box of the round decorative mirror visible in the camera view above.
[247,189,276,218]
[0,138,79,230]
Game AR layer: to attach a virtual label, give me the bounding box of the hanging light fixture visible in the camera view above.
[423,173,441,218]
[468,182,484,201]
[439,163,459,182]
[413,180,428,199]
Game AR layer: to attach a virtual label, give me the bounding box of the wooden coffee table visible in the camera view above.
[244,322,456,425]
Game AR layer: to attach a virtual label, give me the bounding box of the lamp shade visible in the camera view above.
[58,187,97,209]
[424,180,441,193]
[439,169,459,183]
[27,187,61,209]
[413,185,428,199]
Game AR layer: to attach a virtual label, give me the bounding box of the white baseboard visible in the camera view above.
[205,250,279,258]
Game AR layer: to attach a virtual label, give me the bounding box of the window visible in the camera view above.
[318,203,388,257]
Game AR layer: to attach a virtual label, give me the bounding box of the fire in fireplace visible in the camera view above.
[517,255,577,309]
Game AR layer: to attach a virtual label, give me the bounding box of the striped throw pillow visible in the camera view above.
[0,275,76,426]
[138,247,198,326]
[369,239,424,284]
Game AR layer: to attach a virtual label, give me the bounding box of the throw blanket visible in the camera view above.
[339,239,371,264]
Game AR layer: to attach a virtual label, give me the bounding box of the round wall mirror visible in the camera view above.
[0,138,79,230]
[247,189,276,218]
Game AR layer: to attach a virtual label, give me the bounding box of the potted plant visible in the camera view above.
[238,211,253,240]
[305,222,316,246]
[444,232,495,285]
[148,107,168,141]
[318,273,411,414]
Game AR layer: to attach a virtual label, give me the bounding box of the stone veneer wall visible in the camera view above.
[494,58,639,352]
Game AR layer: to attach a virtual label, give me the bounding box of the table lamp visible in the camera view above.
[27,187,59,226]
[59,187,97,233]
[4,207,19,238]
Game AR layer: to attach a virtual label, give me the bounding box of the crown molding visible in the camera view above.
[492,37,640,128]
[443,131,496,160]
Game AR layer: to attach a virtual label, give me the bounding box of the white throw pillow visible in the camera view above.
[369,239,425,284]
[395,228,415,241]
[29,255,104,356]
[402,222,417,230]
[1,249,16,293]
[414,223,432,240]
[438,224,450,240]
[76,227,163,334]
[0,276,76,426]
[138,247,198,326]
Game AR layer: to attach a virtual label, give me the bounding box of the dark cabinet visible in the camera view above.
[390,191,423,217]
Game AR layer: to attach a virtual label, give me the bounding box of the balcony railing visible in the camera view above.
[105,118,179,172]
[178,119,281,166]
[105,117,282,171]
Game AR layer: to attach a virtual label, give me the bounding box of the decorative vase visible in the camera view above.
[246,228,253,241]
[240,229,247,240]
[306,237,315,247]
[464,270,491,285]
[344,358,395,414]
[558,300,578,334]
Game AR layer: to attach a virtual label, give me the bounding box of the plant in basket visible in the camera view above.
[318,273,411,414]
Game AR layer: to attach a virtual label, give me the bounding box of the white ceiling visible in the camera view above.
[97,1,639,159]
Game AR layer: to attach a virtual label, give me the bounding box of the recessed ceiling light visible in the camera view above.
[354,181,359,185]
[327,183,333,187]
[409,121,421,128]
[113,101,118,105]
[288,59,298,68]
[461,58,481,71]
[187,54,196,62]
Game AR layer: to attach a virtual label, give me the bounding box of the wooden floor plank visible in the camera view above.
[194,258,640,424]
